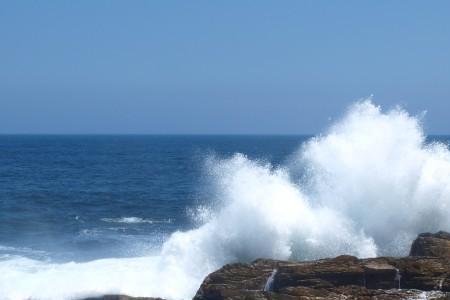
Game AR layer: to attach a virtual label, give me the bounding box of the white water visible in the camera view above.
[101,217,173,224]
[263,269,277,292]
[1,100,450,300]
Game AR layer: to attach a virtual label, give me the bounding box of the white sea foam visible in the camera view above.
[1,100,449,300]
[0,245,48,259]
[101,217,173,224]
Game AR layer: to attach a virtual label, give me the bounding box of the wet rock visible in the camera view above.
[410,231,450,258]
[194,254,450,300]
[193,261,281,300]
[363,261,399,289]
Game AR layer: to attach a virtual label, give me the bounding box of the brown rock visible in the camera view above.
[410,231,450,258]
[363,261,399,289]
[194,255,450,300]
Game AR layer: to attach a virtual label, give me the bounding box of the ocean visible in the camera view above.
[1,101,450,300]
[0,134,305,262]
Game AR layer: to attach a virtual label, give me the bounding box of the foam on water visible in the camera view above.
[101,217,173,224]
[1,100,450,300]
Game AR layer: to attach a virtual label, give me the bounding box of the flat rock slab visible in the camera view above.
[194,255,450,300]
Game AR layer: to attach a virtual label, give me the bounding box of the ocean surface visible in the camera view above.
[0,134,306,262]
[1,101,450,300]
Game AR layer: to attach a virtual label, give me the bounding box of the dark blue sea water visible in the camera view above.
[0,135,309,262]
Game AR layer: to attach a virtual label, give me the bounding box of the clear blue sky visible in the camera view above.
[1,1,450,134]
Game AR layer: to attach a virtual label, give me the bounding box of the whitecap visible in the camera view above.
[100,217,173,224]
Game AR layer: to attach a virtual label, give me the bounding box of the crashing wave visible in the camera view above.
[1,100,449,300]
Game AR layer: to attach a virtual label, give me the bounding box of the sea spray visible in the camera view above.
[299,100,450,255]
[1,99,450,300]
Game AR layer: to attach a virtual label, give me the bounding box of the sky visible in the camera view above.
[1,1,450,134]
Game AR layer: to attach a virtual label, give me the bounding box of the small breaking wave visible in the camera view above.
[100,217,173,224]
[0,245,48,261]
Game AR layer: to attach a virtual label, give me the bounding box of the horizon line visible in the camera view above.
[1,133,450,136]
[0,133,315,136]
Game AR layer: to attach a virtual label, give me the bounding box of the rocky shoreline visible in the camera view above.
[83,231,450,300]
